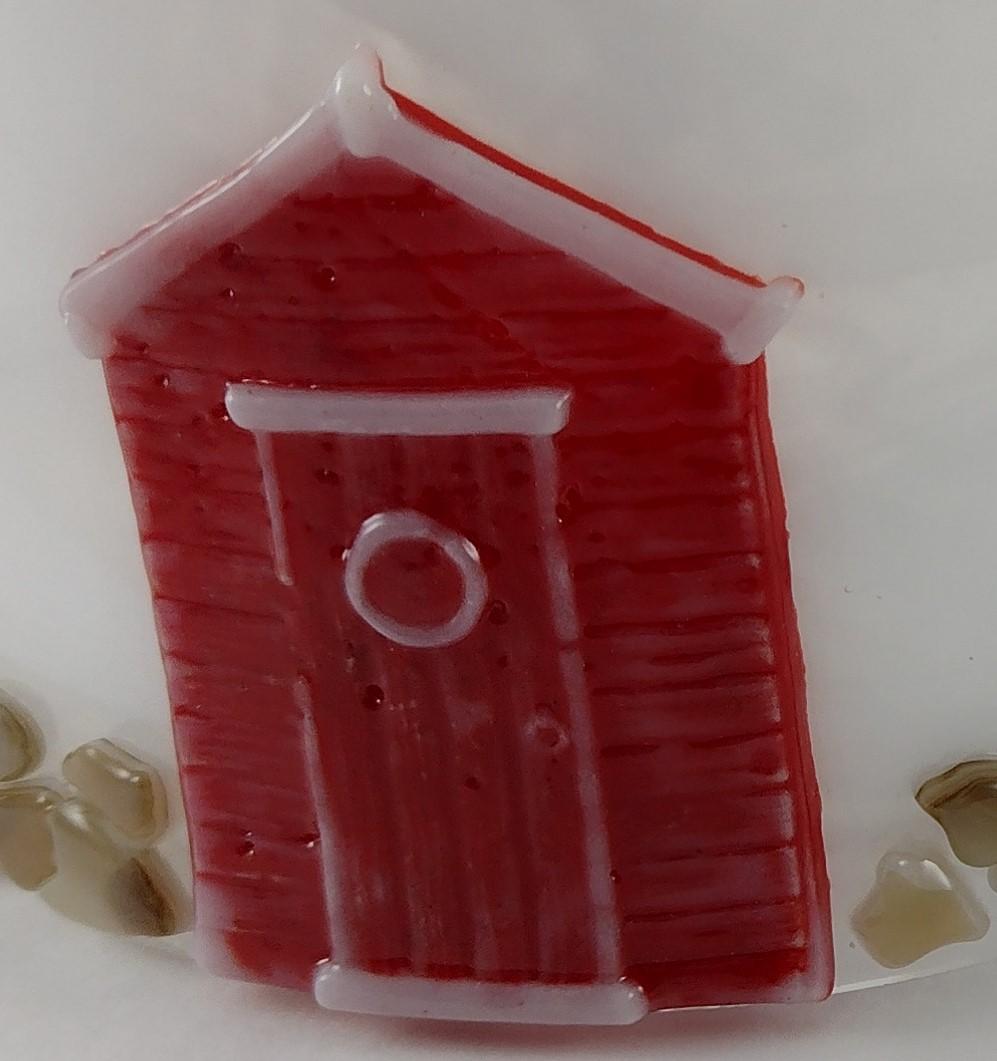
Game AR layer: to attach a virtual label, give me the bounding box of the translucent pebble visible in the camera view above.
[851,852,989,968]
[62,739,168,846]
[916,759,997,867]
[0,693,44,782]
[39,798,190,936]
[0,783,61,890]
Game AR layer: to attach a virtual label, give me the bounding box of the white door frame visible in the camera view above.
[228,383,639,1022]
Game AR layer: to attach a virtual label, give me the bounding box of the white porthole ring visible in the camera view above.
[343,510,489,649]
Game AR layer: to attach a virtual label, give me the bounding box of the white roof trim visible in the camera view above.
[225,383,572,437]
[61,45,800,364]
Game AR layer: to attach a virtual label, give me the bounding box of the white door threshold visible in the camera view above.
[313,964,649,1025]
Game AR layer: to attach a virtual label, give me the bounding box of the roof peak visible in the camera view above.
[325,45,397,158]
[62,45,800,364]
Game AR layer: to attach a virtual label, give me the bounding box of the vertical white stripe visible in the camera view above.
[459,435,548,976]
[529,435,621,980]
[334,436,415,966]
[253,432,293,586]
[295,677,351,963]
[434,650,488,974]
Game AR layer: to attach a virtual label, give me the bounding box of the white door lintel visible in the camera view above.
[225,384,572,438]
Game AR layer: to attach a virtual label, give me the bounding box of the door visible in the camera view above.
[228,384,620,990]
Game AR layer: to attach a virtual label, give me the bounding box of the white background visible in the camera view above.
[3,0,997,1056]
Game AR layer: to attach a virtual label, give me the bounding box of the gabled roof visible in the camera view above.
[61,46,801,365]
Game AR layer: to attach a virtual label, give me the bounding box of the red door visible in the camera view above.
[233,385,620,992]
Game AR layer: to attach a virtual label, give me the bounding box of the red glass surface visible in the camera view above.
[94,96,831,1014]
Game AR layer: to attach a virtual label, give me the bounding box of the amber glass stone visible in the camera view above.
[852,853,989,968]
[0,783,61,890]
[62,739,168,846]
[40,798,189,936]
[916,760,997,868]
[0,694,43,782]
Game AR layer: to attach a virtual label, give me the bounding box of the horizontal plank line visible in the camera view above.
[591,670,777,696]
[124,448,260,475]
[178,736,305,756]
[126,354,532,381]
[623,896,802,924]
[501,305,682,324]
[686,725,785,750]
[114,413,209,431]
[640,653,772,675]
[629,946,811,975]
[582,613,770,638]
[193,813,315,833]
[542,354,719,373]
[154,595,287,624]
[142,532,273,557]
[575,487,748,511]
[106,354,160,371]
[638,644,769,667]
[143,304,450,329]
[114,414,252,441]
[599,742,662,759]
[291,188,454,209]
[608,780,796,806]
[598,724,787,754]
[567,426,747,447]
[165,654,295,685]
[108,354,230,379]
[130,475,262,501]
[195,869,306,888]
[562,427,746,452]
[621,839,798,866]
[183,772,310,801]
[216,248,562,270]
[182,761,304,781]
[111,373,231,394]
[638,781,792,800]
[202,922,321,939]
[599,726,784,758]
[142,536,271,562]
[197,818,317,839]
[174,708,301,727]
[167,663,295,686]
[175,720,294,740]
[129,466,261,489]
[192,816,255,832]
[574,552,762,580]
[572,493,753,515]
[178,715,304,736]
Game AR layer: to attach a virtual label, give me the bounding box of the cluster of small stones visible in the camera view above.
[853,759,997,968]
[0,692,189,937]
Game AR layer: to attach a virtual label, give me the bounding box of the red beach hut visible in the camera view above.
[62,47,831,1024]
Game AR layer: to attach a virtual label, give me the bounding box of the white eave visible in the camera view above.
[60,45,801,365]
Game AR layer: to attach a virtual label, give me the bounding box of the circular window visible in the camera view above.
[343,510,489,648]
